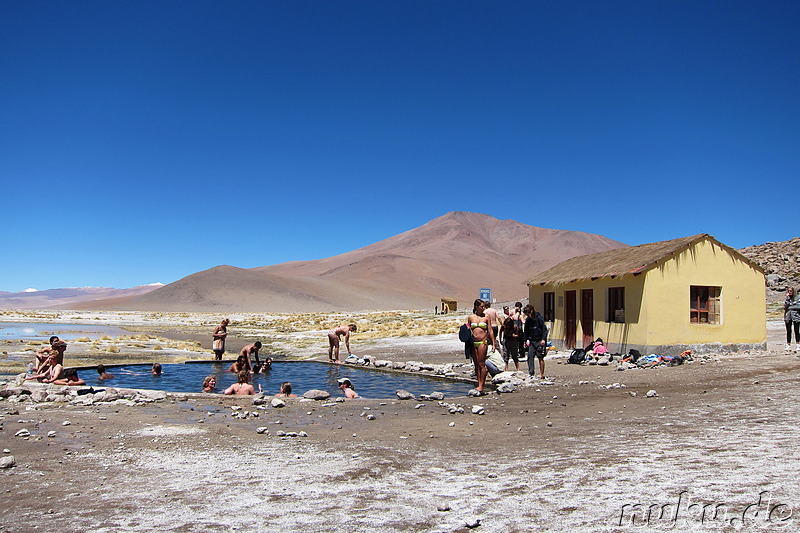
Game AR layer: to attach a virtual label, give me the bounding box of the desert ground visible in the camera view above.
[1,310,799,532]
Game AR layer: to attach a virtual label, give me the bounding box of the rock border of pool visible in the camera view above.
[0,354,549,407]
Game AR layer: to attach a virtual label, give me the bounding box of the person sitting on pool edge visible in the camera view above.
[96,365,114,380]
[52,368,86,386]
[202,375,217,393]
[275,381,297,398]
[26,353,63,383]
[337,378,359,399]
[224,370,257,396]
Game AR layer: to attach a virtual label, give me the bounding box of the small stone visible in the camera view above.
[366,414,376,420]
[646,390,658,398]
[414,403,425,409]
[298,431,308,438]
[449,422,455,427]
[47,431,56,438]
[471,405,485,415]
[546,422,553,427]
[62,421,71,426]
[256,427,270,435]
[14,429,30,438]
[464,517,482,529]
[437,503,451,512]
[0,455,15,469]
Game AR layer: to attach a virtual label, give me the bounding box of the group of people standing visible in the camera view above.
[465,299,548,394]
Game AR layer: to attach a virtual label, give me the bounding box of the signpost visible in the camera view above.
[479,288,491,302]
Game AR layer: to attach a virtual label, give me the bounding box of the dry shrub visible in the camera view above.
[75,337,90,342]
[108,345,120,353]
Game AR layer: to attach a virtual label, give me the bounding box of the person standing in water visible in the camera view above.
[212,319,229,360]
[327,324,357,363]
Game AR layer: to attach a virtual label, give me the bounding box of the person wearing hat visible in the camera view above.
[337,378,359,399]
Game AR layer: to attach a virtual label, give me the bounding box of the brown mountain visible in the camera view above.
[76,212,628,312]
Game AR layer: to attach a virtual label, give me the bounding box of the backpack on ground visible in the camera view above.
[628,349,642,362]
[568,348,586,364]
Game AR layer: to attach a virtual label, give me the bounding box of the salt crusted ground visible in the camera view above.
[1,315,799,532]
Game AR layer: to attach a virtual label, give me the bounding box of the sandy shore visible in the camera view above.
[1,314,799,532]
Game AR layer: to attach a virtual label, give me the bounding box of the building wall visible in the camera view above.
[640,237,766,346]
[529,237,766,354]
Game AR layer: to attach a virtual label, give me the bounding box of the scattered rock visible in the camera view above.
[303,390,331,401]
[15,429,30,437]
[271,398,286,408]
[0,455,15,469]
[646,390,659,398]
[256,427,270,434]
[472,405,485,415]
[395,390,414,400]
[464,516,482,529]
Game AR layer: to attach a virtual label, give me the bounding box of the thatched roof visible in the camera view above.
[527,234,764,286]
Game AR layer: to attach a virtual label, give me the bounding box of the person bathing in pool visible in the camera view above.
[224,371,259,396]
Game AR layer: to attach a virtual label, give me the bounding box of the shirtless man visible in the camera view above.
[224,370,257,396]
[239,341,262,371]
[26,354,63,383]
[327,324,357,363]
[483,302,501,352]
[35,336,66,369]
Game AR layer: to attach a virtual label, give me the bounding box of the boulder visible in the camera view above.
[303,389,331,400]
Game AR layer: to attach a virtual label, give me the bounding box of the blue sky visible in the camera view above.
[2,1,798,292]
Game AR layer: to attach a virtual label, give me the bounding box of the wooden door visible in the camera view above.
[565,290,577,349]
[581,289,594,348]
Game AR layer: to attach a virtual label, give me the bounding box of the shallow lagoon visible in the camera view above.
[95,361,475,399]
[0,322,129,341]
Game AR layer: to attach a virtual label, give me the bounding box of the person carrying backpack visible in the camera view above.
[523,304,548,379]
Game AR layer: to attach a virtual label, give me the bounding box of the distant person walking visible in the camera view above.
[785,287,800,352]
[467,299,498,394]
[212,319,229,360]
[328,324,357,363]
[524,304,548,379]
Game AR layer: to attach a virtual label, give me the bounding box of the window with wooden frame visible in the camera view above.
[543,292,555,322]
[690,286,721,324]
[608,287,625,323]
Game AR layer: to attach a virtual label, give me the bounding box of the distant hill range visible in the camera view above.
[0,285,163,310]
[62,212,626,312]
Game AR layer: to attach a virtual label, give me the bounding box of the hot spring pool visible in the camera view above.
[93,361,475,399]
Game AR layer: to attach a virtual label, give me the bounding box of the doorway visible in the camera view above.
[581,289,594,348]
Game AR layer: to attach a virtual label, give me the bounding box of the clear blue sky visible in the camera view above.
[2,1,798,292]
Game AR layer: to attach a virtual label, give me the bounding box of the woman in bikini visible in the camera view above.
[327,324,357,363]
[467,299,498,394]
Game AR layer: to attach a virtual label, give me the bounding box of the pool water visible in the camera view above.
[95,362,475,399]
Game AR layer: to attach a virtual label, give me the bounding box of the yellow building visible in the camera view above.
[527,234,766,355]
